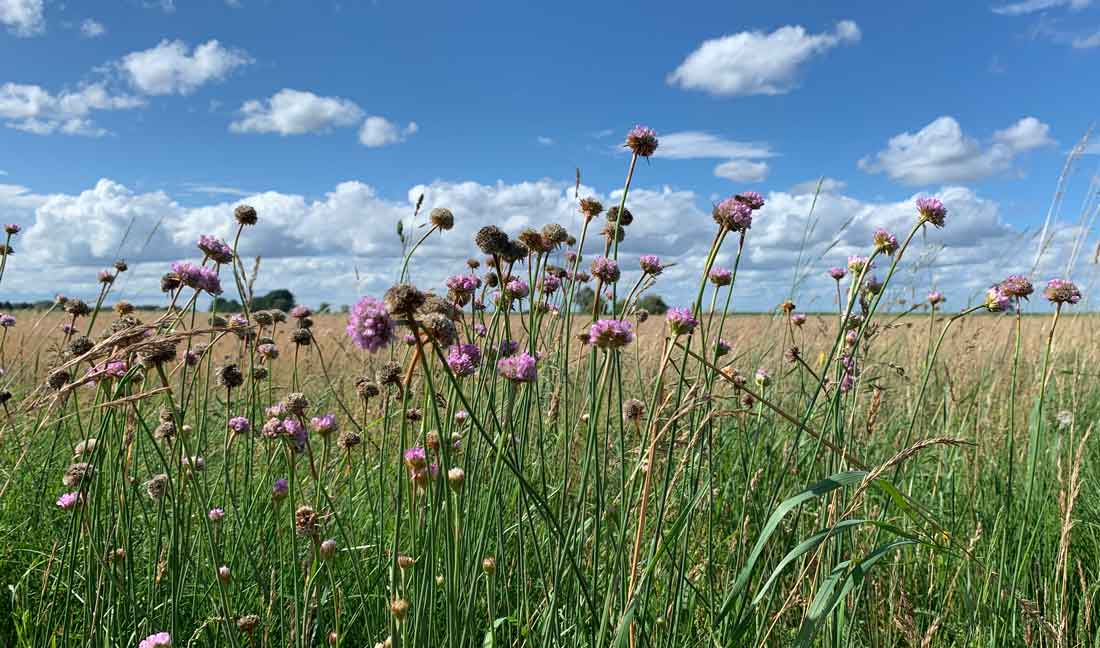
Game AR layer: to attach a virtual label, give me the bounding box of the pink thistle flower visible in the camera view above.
[540,274,561,294]
[847,256,871,274]
[590,257,621,283]
[872,228,898,255]
[227,416,250,435]
[790,313,807,327]
[713,197,753,231]
[346,296,394,352]
[1000,275,1033,299]
[736,191,765,210]
[985,286,1012,312]
[310,413,337,436]
[404,447,427,469]
[197,235,234,264]
[505,278,529,299]
[828,267,847,280]
[927,291,945,306]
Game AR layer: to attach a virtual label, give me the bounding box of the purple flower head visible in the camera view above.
[839,354,859,393]
[472,298,486,311]
[590,257,621,284]
[666,307,699,336]
[257,343,279,360]
[227,416,251,435]
[346,296,394,353]
[289,305,311,319]
[505,278,530,299]
[282,418,306,451]
[709,267,732,286]
[86,360,128,382]
[446,274,481,294]
[474,323,488,337]
[625,124,659,157]
[828,267,847,281]
[447,343,482,377]
[754,368,772,387]
[736,191,766,210]
[1000,274,1034,299]
[404,447,427,469]
[208,507,225,522]
[184,349,202,366]
[639,254,663,275]
[588,319,635,349]
[265,402,287,418]
[916,196,947,228]
[171,261,203,289]
[272,478,289,500]
[847,256,872,274]
[927,290,945,306]
[4,224,20,235]
[197,235,234,264]
[714,197,754,231]
[499,339,520,357]
[540,274,561,294]
[310,413,337,436]
[497,352,538,383]
[564,250,579,265]
[57,491,82,510]
[138,632,172,648]
[261,417,284,439]
[985,286,1012,312]
[1044,278,1081,305]
[0,313,15,328]
[403,334,417,346]
[716,338,731,357]
[790,313,807,327]
[872,228,898,255]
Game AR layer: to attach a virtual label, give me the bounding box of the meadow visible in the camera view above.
[0,126,1098,647]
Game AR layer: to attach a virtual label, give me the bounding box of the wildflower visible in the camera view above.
[716,339,731,356]
[98,269,115,284]
[337,430,361,450]
[638,254,663,276]
[623,398,645,423]
[579,197,604,221]
[482,556,497,575]
[736,191,765,210]
[390,598,410,621]
[916,196,947,228]
[540,274,561,294]
[47,370,71,391]
[927,291,945,306]
[985,286,1011,312]
[384,284,425,316]
[713,197,753,231]
[145,474,169,499]
[499,339,519,356]
[136,340,178,368]
[404,447,427,470]
[346,296,394,352]
[454,410,469,425]
[208,508,225,522]
[215,365,244,390]
[227,416,251,435]
[63,462,94,488]
[421,313,458,346]
[446,274,481,294]
[709,267,732,286]
[57,492,82,510]
[872,227,898,255]
[475,225,510,256]
[666,307,699,336]
[429,207,454,230]
[291,328,312,346]
[86,360,128,382]
[497,352,538,383]
[607,206,633,225]
[784,346,800,363]
[447,343,482,376]
[257,343,279,360]
[184,349,203,366]
[355,378,380,400]
[310,413,337,436]
[3,223,19,235]
[588,319,634,349]
[272,478,289,501]
[295,505,319,537]
[217,565,231,583]
[197,235,234,264]
[138,632,172,648]
[0,314,14,327]
[790,313,807,327]
[1000,274,1034,299]
[237,615,261,634]
[283,418,307,450]
[847,256,871,274]
[1043,278,1080,305]
[234,204,258,226]
[504,278,529,300]
[447,467,465,491]
[754,368,771,388]
[263,417,287,440]
[590,257,620,283]
[377,361,402,388]
[65,299,91,317]
[625,125,658,157]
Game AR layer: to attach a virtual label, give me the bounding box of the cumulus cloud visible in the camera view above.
[230,89,365,135]
[119,39,252,96]
[668,21,860,96]
[858,116,1054,185]
[79,19,106,38]
[992,0,1090,15]
[0,82,144,136]
[714,159,769,182]
[655,131,774,160]
[359,116,418,147]
[3,174,1083,311]
[0,0,44,37]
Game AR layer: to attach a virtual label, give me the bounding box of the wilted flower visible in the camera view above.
[0,314,15,327]
[588,319,635,349]
[497,352,537,383]
[623,398,646,423]
[447,467,465,491]
[790,313,807,327]
[3,224,20,235]
[916,196,947,228]
[666,308,698,336]
[625,125,658,157]
[716,338,731,356]
[272,478,289,501]
[579,197,604,221]
[346,296,394,352]
[320,538,338,560]
[429,207,454,230]
[754,368,771,388]
[1043,278,1080,305]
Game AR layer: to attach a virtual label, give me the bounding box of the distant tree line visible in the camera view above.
[211,289,296,313]
[573,288,668,315]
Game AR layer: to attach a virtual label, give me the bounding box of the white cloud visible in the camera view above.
[120,39,252,96]
[0,82,144,136]
[230,89,364,135]
[359,116,418,147]
[0,0,44,37]
[1072,30,1100,47]
[655,131,774,160]
[790,177,847,194]
[180,183,253,197]
[537,136,555,146]
[668,21,860,96]
[714,159,769,182]
[79,19,106,38]
[858,116,1054,185]
[992,0,1090,15]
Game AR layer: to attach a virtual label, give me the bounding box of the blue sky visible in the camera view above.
[1,0,1098,310]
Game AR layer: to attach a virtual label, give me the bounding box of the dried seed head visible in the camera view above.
[606,206,633,226]
[623,398,646,423]
[337,430,361,450]
[541,223,568,246]
[236,615,261,634]
[114,301,135,315]
[482,556,497,575]
[295,505,319,537]
[137,339,179,368]
[154,421,176,442]
[390,598,410,621]
[355,377,380,399]
[48,369,71,391]
[377,361,402,388]
[291,328,312,346]
[215,365,244,389]
[475,225,509,256]
[145,473,169,499]
[67,335,95,357]
[234,204,258,226]
[384,283,426,316]
[74,438,97,456]
[64,299,91,317]
[421,313,458,347]
[283,392,310,415]
[319,538,338,560]
[63,462,94,488]
[429,207,454,230]
[447,467,465,491]
[419,293,461,321]
[160,273,181,293]
[579,198,604,221]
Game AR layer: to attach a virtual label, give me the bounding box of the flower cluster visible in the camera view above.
[666,308,699,336]
[170,261,222,295]
[346,296,394,352]
[497,352,537,383]
[447,343,482,377]
[588,319,635,349]
[197,235,234,264]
